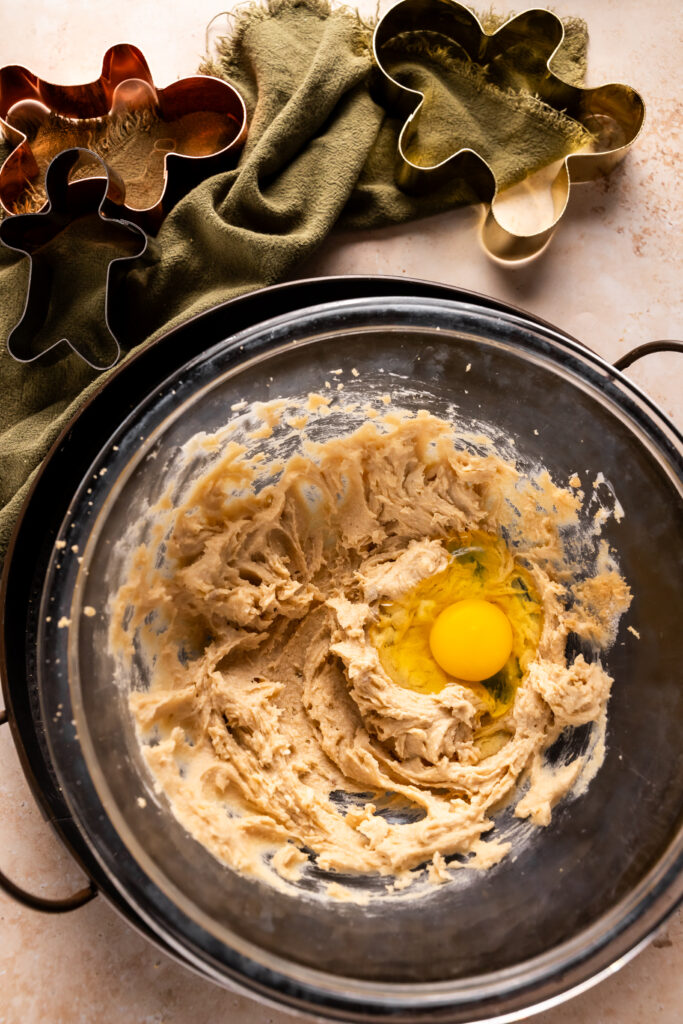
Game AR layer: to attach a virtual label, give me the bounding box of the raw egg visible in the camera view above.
[369,531,543,717]
[429,598,513,682]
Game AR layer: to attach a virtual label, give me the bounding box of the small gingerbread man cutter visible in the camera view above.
[0,148,147,369]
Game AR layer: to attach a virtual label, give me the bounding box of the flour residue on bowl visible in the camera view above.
[111,390,631,902]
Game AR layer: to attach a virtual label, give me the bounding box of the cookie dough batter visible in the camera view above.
[118,410,631,891]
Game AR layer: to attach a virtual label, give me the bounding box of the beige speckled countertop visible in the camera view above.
[1,1,681,1021]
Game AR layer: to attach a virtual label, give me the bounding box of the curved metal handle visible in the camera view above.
[0,709,97,913]
[614,340,683,371]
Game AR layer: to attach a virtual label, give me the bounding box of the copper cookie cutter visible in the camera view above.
[0,43,247,231]
[0,148,147,369]
[373,0,645,262]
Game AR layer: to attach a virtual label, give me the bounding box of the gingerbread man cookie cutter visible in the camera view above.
[0,148,147,369]
[373,0,645,261]
[0,43,247,231]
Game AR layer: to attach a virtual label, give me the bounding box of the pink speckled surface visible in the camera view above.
[0,1,681,1021]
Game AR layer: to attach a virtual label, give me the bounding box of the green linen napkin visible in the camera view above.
[0,0,589,559]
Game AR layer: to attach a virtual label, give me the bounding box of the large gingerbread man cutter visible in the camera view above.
[373,0,645,261]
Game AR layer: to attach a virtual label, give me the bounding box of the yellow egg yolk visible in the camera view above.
[429,598,513,682]
[369,531,543,718]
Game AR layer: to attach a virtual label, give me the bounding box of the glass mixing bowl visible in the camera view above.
[6,287,683,1021]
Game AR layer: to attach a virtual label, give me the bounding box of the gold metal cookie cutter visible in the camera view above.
[373,0,645,262]
[0,43,248,232]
